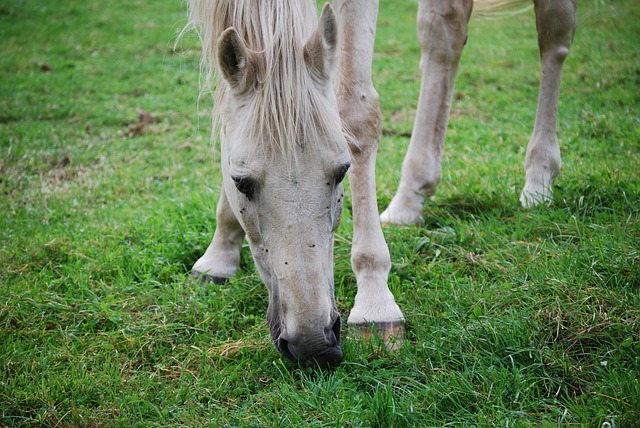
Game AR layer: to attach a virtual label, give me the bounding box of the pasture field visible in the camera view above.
[1,0,639,426]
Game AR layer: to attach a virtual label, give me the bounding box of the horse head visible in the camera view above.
[216,4,349,367]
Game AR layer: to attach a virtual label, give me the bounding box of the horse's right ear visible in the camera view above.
[218,27,253,93]
[304,3,338,81]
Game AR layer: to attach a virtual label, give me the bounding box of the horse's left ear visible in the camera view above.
[304,3,338,81]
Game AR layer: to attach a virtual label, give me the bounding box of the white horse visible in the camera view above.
[188,0,577,367]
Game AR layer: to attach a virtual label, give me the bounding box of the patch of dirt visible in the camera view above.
[120,109,163,138]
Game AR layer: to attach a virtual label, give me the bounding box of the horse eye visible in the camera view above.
[231,174,257,200]
[335,162,350,184]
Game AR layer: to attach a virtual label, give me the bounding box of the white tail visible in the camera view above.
[473,0,532,18]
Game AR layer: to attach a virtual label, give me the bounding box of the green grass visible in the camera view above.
[1,0,639,426]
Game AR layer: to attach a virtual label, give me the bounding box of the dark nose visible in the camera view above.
[277,316,343,368]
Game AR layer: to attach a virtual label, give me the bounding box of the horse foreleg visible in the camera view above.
[333,0,405,348]
[192,186,244,284]
[381,0,472,224]
[521,0,577,207]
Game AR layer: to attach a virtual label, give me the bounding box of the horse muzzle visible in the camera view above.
[275,314,343,368]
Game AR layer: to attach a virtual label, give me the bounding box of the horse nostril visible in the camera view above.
[327,315,342,347]
[277,337,296,361]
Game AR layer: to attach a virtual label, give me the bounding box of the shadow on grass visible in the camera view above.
[421,191,519,229]
[554,175,640,216]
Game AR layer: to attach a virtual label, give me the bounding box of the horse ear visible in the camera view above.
[218,27,253,93]
[304,3,338,81]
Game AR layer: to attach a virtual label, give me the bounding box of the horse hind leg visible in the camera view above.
[521,0,577,207]
[192,187,244,284]
[381,0,472,225]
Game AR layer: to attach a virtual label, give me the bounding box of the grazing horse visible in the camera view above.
[187,0,577,367]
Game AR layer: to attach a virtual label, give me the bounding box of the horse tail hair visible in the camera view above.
[472,0,533,18]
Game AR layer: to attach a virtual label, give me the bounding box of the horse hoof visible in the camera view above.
[348,320,405,351]
[191,270,229,285]
[380,207,422,225]
[520,188,553,208]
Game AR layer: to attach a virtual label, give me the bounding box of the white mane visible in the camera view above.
[188,0,345,161]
